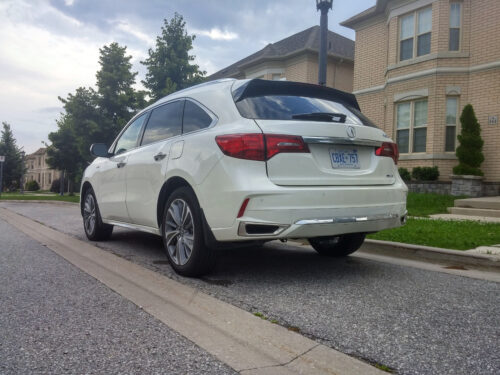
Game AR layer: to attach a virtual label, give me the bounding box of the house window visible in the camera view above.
[271,73,282,81]
[445,97,458,151]
[399,7,432,61]
[396,100,428,153]
[449,3,461,51]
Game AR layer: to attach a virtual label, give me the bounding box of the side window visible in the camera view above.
[114,114,147,155]
[141,101,183,146]
[183,101,213,133]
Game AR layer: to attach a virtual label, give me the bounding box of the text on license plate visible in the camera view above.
[330,148,360,169]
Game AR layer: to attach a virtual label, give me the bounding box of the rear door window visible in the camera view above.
[141,100,184,146]
[235,95,377,127]
[182,100,213,133]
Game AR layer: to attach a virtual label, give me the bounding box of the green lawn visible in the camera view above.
[368,218,500,250]
[406,192,464,217]
[0,192,79,203]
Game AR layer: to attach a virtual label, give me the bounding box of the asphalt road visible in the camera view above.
[1,202,500,375]
[0,213,236,375]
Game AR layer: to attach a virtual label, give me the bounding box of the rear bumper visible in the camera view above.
[196,155,407,242]
[207,183,407,241]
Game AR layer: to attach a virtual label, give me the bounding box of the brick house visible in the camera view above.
[24,148,61,190]
[209,25,355,92]
[342,0,500,184]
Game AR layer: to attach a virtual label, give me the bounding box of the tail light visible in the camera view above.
[216,133,309,161]
[375,142,399,164]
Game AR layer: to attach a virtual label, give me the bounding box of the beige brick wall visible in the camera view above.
[353,21,388,90]
[352,0,500,182]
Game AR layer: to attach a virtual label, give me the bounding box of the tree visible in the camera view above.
[141,13,206,101]
[46,117,82,194]
[46,42,144,192]
[57,87,103,164]
[453,104,485,176]
[96,42,146,134]
[0,122,24,190]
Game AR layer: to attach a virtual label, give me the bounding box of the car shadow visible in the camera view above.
[102,229,378,283]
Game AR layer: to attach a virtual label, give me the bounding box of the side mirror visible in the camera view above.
[90,143,110,158]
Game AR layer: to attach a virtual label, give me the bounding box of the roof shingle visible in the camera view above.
[208,26,354,80]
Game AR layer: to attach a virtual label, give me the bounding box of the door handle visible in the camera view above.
[117,161,126,168]
[154,152,167,161]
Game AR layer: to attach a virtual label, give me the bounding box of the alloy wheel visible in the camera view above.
[83,193,96,235]
[164,199,195,266]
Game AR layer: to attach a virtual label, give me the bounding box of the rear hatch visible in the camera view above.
[232,79,397,186]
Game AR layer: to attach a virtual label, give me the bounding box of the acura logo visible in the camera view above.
[346,126,356,139]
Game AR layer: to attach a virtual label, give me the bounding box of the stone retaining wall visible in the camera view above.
[407,180,500,196]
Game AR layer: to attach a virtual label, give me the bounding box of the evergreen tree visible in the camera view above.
[141,13,206,101]
[96,42,146,134]
[453,104,485,176]
[0,122,24,190]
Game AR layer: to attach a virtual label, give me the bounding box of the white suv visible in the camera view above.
[81,79,407,276]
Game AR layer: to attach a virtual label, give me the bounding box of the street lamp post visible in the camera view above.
[0,155,5,198]
[316,0,333,86]
[19,150,25,194]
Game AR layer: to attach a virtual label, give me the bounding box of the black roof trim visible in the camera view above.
[232,79,360,110]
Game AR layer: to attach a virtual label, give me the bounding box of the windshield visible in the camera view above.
[235,95,377,127]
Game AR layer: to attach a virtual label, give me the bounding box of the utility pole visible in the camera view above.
[316,0,333,86]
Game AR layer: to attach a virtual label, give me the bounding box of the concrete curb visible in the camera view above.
[362,239,500,270]
[0,199,79,206]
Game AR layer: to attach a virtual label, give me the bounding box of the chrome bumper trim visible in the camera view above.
[303,136,383,147]
[295,213,399,225]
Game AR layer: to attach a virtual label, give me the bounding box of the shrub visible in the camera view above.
[411,166,439,181]
[398,168,411,182]
[453,104,484,176]
[25,180,40,191]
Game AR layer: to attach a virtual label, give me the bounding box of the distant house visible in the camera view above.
[208,25,355,92]
[24,148,61,190]
[342,0,500,183]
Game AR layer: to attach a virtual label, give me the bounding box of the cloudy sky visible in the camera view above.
[0,0,375,153]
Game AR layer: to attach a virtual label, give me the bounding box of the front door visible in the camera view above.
[98,113,148,222]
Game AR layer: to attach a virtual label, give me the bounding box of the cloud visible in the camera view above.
[64,0,75,6]
[113,20,155,46]
[192,27,238,41]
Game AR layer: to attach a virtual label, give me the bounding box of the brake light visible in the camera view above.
[216,133,309,161]
[375,142,399,164]
[215,134,265,161]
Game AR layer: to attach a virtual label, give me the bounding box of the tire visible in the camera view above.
[162,187,215,277]
[308,233,366,257]
[82,187,113,241]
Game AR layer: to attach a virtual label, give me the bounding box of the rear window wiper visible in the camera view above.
[291,112,346,123]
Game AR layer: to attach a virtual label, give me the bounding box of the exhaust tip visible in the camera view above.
[238,222,288,237]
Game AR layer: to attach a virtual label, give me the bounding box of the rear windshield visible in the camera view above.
[235,95,377,127]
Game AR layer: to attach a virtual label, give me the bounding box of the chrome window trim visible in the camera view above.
[108,97,219,155]
[303,136,383,147]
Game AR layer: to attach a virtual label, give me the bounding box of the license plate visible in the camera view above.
[330,147,360,169]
